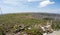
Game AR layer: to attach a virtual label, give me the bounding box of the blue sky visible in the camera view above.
[0,0,60,14]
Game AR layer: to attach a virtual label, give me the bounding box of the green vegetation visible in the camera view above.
[52,21,60,30]
[0,13,60,35]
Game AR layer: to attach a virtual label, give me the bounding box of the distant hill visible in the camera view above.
[1,13,60,20]
[30,13,60,20]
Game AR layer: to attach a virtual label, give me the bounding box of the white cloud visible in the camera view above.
[0,0,55,7]
[2,0,20,5]
[3,1,18,5]
[27,0,45,2]
[28,0,40,2]
[39,0,55,7]
[0,0,56,14]
[0,0,27,7]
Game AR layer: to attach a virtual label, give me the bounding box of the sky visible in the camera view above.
[0,0,60,14]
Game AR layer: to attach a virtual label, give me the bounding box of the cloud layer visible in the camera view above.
[0,0,56,14]
[39,0,55,7]
[0,0,55,7]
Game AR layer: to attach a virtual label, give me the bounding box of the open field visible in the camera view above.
[0,13,60,35]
